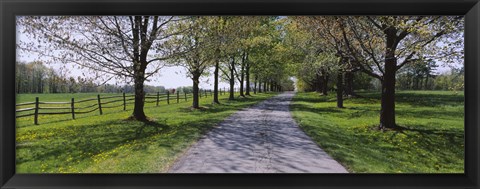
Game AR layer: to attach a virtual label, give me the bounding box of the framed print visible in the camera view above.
[1,0,479,188]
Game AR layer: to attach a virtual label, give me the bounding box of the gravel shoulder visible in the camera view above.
[168,92,348,173]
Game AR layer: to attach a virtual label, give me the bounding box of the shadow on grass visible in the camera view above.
[176,96,271,114]
[396,93,464,107]
[17,119,156,165]
[135,119,170,138]
[16,116,222,168]
[357,91,464,107]
[394,124,463,142]
[396,108,464,119]
[291,92,464,173]
[290,103,343,114]
[292,94,330,104]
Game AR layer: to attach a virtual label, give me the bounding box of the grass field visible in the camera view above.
[16,92,278,173]
[290,90,464,173]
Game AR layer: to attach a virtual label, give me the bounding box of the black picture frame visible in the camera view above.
[1,0,479,188]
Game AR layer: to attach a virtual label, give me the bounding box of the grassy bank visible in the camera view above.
[290,91,464,173]
[16,92,278,173]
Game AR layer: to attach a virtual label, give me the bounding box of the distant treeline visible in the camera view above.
[395,61,464,91]
[16,61,198,94]
[297,61,464,93]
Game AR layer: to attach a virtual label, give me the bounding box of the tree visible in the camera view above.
[243,17,294,95]
[397,59,438,90]
[15,61,49,94]
[169,16,215,109]
[216,17,248,100]
[234,51,247,97]
[432,67,464,91]
[18,16,180,121]
[209,16,226,104]
[290,16,463,129]
[288,17,346,106]
[339,16,463,129]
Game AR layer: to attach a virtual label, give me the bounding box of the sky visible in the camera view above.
[146,66,231,89]
[17,52,233,90]
[16,36,233,90]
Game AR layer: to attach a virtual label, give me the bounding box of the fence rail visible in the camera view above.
[16,88,232,125]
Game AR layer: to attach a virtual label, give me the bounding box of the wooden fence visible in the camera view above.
[16,88,235,125]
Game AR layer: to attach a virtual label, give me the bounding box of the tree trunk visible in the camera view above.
[270,80,274,91]
[425,75,429,90]
[131,16,149,122]
[16,78,20,94]
[380,28,397,129]
[245,59,251,96]
[410,76,414,90]
[229,56,235,100]
[239,62,245,97]
[213,59,220,104]
[316,72,322,93]
[322,69,329,96]
[263,81,267,93]
[345,71,356,97]
[192,74,200,108]
[419,78,424,90]
[414,77,419,90]
[253,75,257,94]
[258,79,262,93]
[336,71,344,108]
[132,66,147,121]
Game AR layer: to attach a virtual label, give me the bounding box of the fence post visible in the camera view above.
[156,92,160,106]
[184,92,187,101]
[177,91,179,103]
[34,97,39,125]
[210,90,212,97]
[205,89,207,97]
[167,91,170,104]
[71,98,75,120]
[123,92,126,110]
[97,94,103,115]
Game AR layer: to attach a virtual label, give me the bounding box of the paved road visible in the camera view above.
[168,92,348,173]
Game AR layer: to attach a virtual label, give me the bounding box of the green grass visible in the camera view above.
[16,92,278,173]
[17,93,108,103]
[290,90,464,173]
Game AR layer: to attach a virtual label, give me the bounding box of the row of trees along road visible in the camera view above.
[285,16,463,130]
[18,16,292,121]
[18,16,463,128]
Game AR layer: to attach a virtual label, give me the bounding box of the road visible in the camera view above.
[168,92,348,173]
